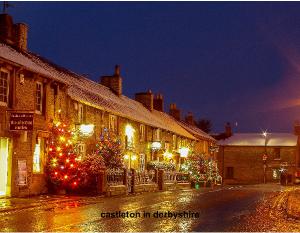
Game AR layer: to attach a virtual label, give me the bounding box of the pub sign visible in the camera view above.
[10,112,34,131]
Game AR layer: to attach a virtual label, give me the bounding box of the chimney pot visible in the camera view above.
[100,65,122,96]
[225,122,232,137]
[114,65,120,76]
[185,112,195,125]
[169,103,181,121]
[153,93,164,112]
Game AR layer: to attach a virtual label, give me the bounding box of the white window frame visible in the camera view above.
[109,114,117,132]
[139,124,145,142]
[78,103,84,123]
[35,81,43,114]
[0,68,9,106]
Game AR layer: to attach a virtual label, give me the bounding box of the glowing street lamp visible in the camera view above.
[262,130,268,184]
[179,147,189,158]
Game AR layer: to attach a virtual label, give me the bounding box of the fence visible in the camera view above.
[106,168,125,186]
[135,170,156,185]
[102,168,192,196]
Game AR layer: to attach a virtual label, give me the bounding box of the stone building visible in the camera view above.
[217,132,300,185]
[0,13,214,197]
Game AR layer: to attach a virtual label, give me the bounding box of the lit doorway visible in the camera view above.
[0,138,9,196]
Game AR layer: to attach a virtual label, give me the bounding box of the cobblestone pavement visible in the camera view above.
[0,184,299,232]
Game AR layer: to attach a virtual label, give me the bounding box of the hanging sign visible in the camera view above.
[17,160,27,186]
[9,112,34,131]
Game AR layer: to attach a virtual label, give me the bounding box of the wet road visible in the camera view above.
[0,184,299,232]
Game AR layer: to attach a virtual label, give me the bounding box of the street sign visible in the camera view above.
[9,112,34,131]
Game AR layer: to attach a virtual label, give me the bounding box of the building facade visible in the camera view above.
[0,13,215,197]
[217,132,300,185]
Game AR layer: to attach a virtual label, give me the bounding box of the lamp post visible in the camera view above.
[262,131,268,184]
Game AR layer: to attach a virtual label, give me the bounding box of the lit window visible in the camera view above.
[139,124,145,141]
[125,124,135,148]
[172,135,177,149]
[165,142,170,151]
[78,103,84,123]
[0,69,9,106]
[177,137,181,149]
[35,82,43,114]
[33,137,45,173]
[109,114,117,132]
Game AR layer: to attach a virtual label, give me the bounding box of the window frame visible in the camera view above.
[78,103,84,123]
[226,167,234,179]
[109,114,117,132]
[35,81,43,114]
[0,68,10,106]
[273,147,281,160]
[139,124,145,142]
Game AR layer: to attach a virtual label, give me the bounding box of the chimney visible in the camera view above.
[294,121,300,135]
[0,14,14,45]
[135,90,153,111]
[0,14,29,51]
[100,65,123,96]
[225,122,232,137]
[185,112,195,125]
[169,103,181,121]
[14,23,28,50]
[153,93,164,112]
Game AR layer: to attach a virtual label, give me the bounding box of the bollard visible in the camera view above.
[97,170,107,194]
[158,169,164,191]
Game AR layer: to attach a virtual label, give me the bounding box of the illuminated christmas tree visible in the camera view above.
[181,153,207,182]
[46,121,82,190]
[95,128,124,169]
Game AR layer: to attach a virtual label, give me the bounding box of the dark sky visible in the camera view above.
[7,2,300,133]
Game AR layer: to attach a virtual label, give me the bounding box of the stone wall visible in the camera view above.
[217,146,297,184]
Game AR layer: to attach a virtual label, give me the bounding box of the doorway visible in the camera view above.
[0,138,9,196]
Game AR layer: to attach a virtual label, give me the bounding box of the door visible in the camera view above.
[0,138,8,196]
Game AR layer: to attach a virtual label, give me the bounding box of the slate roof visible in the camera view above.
[177,121,216,142]
[0,42,213,140]
[218,133,298,147]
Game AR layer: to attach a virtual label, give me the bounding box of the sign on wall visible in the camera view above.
[9,112,34,131]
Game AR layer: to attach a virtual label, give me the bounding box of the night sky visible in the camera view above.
[7,2,300,133]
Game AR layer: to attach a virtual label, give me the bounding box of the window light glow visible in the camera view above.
[125,124,135,138]
[33,140,41,173]
[0,138,8,196]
